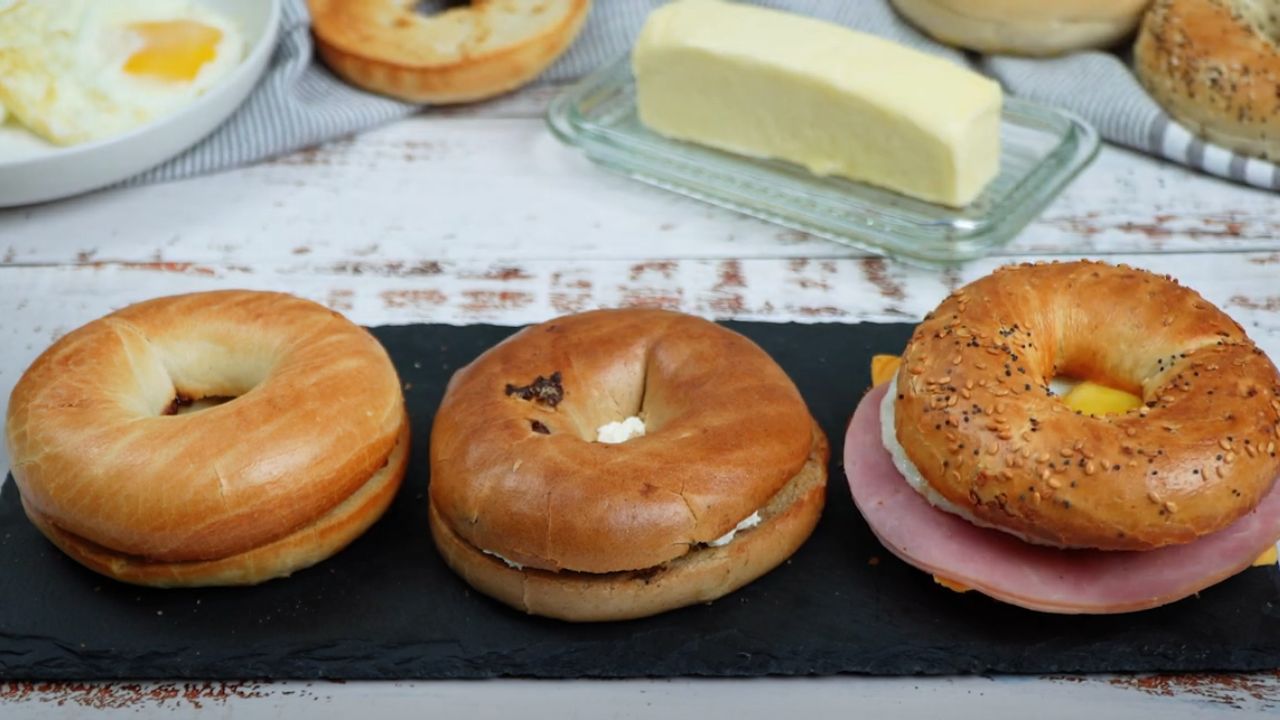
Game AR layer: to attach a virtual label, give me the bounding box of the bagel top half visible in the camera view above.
[429,309,820,575]
[893,261,1280,551]
[5,290,406,565]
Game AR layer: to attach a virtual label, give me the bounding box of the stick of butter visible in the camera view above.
[632,0,1003,207]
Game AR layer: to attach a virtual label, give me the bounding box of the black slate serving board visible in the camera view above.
[3,322,1279,680]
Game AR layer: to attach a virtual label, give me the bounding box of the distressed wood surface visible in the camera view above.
[2,118,1279,268]
[3,82,1280,716]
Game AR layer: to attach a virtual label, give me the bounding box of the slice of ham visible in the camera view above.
[845,384,1280,614]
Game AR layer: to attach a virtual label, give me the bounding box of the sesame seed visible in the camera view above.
[1059,448,1075,458]
[1085,462,1097,476]
[998,431,1014,440]
[1138,406,1150,416]
[1219,438,1233,451]
[1125,427,1137,437]
[1047,478,1062,489]
[909,365,925,375]
[1073,440,1084,451]
[1225,452,1236,464]
[1032,491,1042,504]
[1147,491,1161,504]
[1246,443,1257,457]
[986,443,998,455]
[952,355,962,365]
[1039,468,1051,481]
[1216,465,1226,478]
[1164,501,1178,513]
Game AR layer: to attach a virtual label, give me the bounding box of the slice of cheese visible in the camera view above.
[869,354,1279,570]
[632,0,1003,207]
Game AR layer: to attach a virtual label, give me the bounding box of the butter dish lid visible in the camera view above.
[547,55,1099,267]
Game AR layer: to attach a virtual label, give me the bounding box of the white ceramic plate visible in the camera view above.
[0,0,281,207]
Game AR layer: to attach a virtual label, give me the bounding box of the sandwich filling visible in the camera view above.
[881,375,1045,545]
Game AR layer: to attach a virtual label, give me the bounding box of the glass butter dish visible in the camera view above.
[547,56,1100,266]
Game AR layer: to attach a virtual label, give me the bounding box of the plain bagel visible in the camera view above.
[428,309,828,621]
[892,261,1280,551]
[1135,0,1280,161]
[307,0,592,103]
[5,291,408,587]
[890,0,1151,55]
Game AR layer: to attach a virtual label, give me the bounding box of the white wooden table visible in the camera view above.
[2,86,1279,717]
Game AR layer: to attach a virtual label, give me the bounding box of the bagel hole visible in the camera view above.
[414,0,469,15]
[1047,376,1144,417]
[162,394,236,416]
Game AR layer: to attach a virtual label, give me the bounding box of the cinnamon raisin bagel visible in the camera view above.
[5,291,408,587]
[429,309,827,621]
[1135,0,1280,161]
[307,0,592,103]
[891,261,1280,551]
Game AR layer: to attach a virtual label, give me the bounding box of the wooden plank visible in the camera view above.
[3,673,1277,717]
[4,252,1279,402]
[1,119,1276,268]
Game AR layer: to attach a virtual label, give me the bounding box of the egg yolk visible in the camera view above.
[1059,381,1144,417]
[124,21,222,82]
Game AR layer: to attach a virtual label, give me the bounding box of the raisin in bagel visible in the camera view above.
[307,0,591,103]
[890,0,1152,56]
[1135,0,1280,161]
[428,309,827,621]
[5,291,408,587]
[890,261,1280,551]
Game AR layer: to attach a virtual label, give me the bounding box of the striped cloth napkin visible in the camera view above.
[136,0,1279,192]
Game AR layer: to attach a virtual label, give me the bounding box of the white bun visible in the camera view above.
[890,0,1152,56]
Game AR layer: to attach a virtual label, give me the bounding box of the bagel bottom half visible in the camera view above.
[429,425,828,622]
[23,415,411,588]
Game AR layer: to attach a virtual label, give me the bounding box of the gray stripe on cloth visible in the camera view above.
[1186,137,1207,169]
[123,0,1278,193]
[1228,153,1248,183]
[1146,114,1169,158]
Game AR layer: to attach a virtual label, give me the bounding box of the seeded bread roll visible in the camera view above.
[1135,0,1280,161]
[891,261,1280,550]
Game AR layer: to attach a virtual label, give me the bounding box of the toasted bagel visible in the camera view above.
[308,0,591,103]
[5,290,408,586]
[428,309,828,620]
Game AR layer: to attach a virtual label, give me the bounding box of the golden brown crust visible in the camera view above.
[429,427,828,622]
[894,261,1280,550]
[307,0,591,104]
[890,0,1151,56]
[429,308,820,574]
[5,290,407,579]
[1135,0,1280,160]
[23,419,410,587]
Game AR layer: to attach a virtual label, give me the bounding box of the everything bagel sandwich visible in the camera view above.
[846,261,1280,613]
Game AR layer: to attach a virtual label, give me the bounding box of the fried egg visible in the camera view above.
[0,0,244,146]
